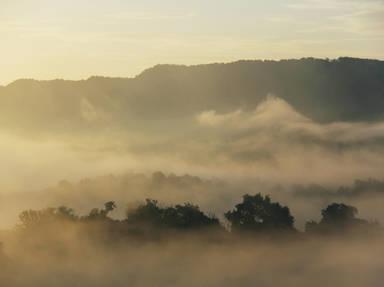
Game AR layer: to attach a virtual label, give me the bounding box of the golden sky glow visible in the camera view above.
[1,0,383,85]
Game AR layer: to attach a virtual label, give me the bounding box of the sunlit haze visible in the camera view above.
[1,0,384,85]
[2,1,384,286]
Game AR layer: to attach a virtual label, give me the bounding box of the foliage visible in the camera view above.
[126,199,220,230]
[16,196,382,239]
[225,193,295,233]
[321,203,358,224]
[305,202,379,234]
[86,201,116,220]
[19,206,77,229]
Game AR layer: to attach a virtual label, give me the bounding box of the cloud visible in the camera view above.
[4,94,384,191]
[196,109,243,127]
[196,95,384,144]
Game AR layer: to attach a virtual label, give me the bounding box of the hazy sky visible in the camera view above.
[1,0,383,85]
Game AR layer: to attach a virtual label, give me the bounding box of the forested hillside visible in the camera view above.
[1,58,383,135]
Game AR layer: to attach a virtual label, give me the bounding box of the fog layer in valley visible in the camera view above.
[2,95,384,228]
[2,58,384,189]
[1,58,384,286]
[3,95,384,190]
[2,236,384,287]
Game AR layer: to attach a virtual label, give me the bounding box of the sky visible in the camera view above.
[0,0,383,85]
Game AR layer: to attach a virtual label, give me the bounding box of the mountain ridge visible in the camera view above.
[4,57,383,87]
[1,57,384,135]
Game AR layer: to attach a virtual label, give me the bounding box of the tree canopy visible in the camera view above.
[225,193,295,233]
[306,202,379,234]
[15,195,382,240]
[126,199,220,230]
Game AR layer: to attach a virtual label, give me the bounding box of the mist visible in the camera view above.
[4,95,384,190]
[2,94,384,228]
[1,193,384,287]
[1,58,384,286]
[2,235,384,287]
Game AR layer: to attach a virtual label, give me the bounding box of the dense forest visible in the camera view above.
[2,191,384,287]
[2,191,381,245]
[4,172,384,230]
[0,190,382,287]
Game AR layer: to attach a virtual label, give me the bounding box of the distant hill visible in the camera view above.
[1,57,384,134]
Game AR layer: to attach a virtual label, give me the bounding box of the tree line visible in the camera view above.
[15,193,381,241]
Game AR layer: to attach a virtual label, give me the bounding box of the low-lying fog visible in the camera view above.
[1,97,384,226]
[0,189,382,287]
[3,96,384,188]
[1,96,384,286]
[1,236,384,287]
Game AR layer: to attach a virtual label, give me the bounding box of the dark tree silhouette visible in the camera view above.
[87,201,116,220]
[104,201,117,213]
[126,199,163,227]
[305,202,380,235]
[56,206,78,220]
[162,203,219,229]
[321,203,358,224]
[126,199,220,231]
[225,194,295,233]
[15,197,382,243]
